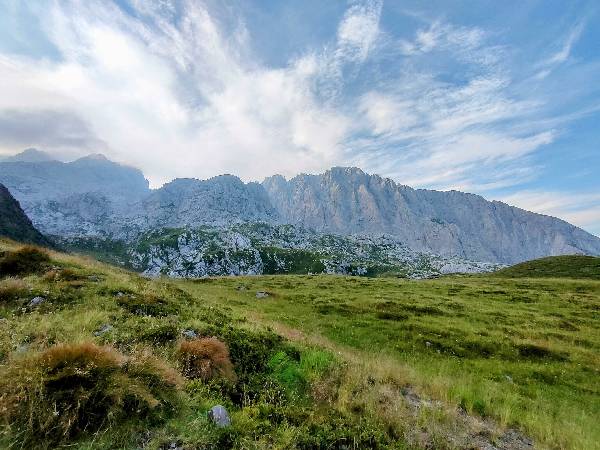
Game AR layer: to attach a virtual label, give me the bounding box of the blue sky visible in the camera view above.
[0,0,599,235]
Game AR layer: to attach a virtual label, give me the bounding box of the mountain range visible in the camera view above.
[1,149,599,276]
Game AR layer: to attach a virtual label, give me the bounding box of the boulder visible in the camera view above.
[28,296,45,307]
[208,405,231,427]
[182,329,198,339]
[94,324,113,336]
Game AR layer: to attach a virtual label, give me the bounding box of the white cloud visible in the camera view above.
[0,0,361,185]
[336,0,382,63]
[534,22,585,79]
[545,23,584,66]
[0,0,593,221]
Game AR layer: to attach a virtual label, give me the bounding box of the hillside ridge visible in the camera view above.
[0,183,52,247]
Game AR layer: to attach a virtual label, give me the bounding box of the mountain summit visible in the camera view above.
[0,154,599,265]
[2,148,56,163]
[262,168,600,263]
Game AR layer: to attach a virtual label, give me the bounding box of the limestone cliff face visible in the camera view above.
[0,152,149,236]
[262,167,600,264]
[1,151,599,265]
[125,175,278,231]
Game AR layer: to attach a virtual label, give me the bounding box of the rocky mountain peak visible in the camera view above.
[73,153,109,162]
[0,153,599,264]
[2,148,56,163]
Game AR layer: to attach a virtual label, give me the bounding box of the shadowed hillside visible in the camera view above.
[0,184,52,247]
[495,255,600,280]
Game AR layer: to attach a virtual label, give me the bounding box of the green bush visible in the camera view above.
[296,415,391,449]
[117,293,179,317]
[0,246,50,277]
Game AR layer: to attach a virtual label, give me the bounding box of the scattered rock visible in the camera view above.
[256,291,269,299]
[182,329,197,339]
[28,296,45,308]
[497,429,534,449]
[208,405,231,427]
[236,285,247,291]
[159,441,184,450]
[15,344,29,354]
[87,275,102,282]
[401,387,422,409]
[94,324,113,336]
[425,341,432,347]
[115,292,125,297]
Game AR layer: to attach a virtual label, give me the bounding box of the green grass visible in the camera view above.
[1,241,599,449]
[178,273,600,450]
[495,255,600,280]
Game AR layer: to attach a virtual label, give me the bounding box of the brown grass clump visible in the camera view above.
[43,267,80,282]
[177,337,236,382]
[0,277,28,302]
[0,342,182,448]
[0,245,50,277]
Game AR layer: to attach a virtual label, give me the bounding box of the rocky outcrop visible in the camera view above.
[71,223,501,278]
[124,175,278,232]
[0,183,52,247]
[263,167,600,264]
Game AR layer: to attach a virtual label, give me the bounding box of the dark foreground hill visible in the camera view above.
[495,255,600,280]
[0,183,52,247]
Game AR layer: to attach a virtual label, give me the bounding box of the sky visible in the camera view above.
[0,0,599,236]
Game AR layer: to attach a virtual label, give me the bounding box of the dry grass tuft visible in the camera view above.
[43,267,80,282]
[0,342,182,448]
[0,245,50,277]
[177,337,236,382]
[0,277,28,302]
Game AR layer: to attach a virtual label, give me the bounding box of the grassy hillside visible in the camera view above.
[0,240,598,449]
[495,255,600,280]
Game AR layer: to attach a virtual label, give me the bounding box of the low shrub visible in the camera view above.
[139,322,180,345]
[516,343,567,361]
[0,246,51,277]
[375,311,409,321]
[296,415,391,449]
[117,293,178,317]
[0,277,28,302]
[0,342,182,448]
[43,267,81,282]
[177,337,236,382]
[196,324,287,377]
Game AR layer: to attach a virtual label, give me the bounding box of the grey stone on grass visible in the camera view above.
[208,405,230,427]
